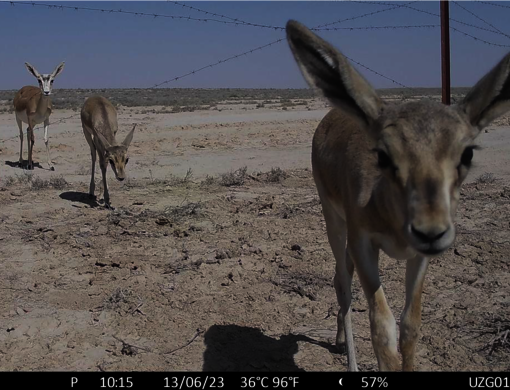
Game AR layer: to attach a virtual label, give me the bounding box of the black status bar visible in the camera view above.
[1,372,509,390]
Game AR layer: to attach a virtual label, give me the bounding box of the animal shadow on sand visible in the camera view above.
[60,191,99,208]
[202,324,338,371]
[5,160,44,170]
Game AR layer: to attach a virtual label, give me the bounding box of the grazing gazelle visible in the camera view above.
[81,96,135,209]
[286,20,510,371]
[13,61,65,170]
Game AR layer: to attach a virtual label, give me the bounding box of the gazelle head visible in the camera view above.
[25,62,65,96]
[286,20,510,256]
[96,125,136,182]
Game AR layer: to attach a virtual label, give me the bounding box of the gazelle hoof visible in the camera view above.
[336,341,347,354]
[50,166,55,171]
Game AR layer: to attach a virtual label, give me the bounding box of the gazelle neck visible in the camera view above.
[36,92,52,115]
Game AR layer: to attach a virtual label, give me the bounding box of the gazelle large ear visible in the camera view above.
[122,124,136,148]
[51,61,65,78]
[459,52,510,130]
[25,62,41,78]
[95,131,112,149]
[286,20,383,123]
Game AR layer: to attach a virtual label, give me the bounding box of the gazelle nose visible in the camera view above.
[411,225,447,243]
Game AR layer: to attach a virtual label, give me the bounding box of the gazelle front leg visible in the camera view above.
[82,126,96,198]
[26,122,35,170]
[400,256,428,371]
[16,117,24,166]
[99,156,112,209]
[43,118,54,170]
[322,200,357,370]
[349,234,400,371]
[89,148,96,199]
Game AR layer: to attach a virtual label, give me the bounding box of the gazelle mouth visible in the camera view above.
[411,237,453,257]
[416,246,447,256]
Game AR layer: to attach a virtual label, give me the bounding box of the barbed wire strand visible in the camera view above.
[450,25,510,48]
[476,1,510,10]
[344,56,408,89]
[1,1,287,31]
[317,24,438,32]
[0,113,80,144]
[167,1,251,25]
[315,1,417,29]
[152,39,284,88]
[350,0,505,38]
[452,1,510,40]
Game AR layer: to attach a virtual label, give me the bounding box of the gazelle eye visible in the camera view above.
[125,157,129,164]
[376,149,395,171]
[460,146,475,167]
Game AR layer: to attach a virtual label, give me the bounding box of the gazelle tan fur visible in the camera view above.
[81,96,135,209]
[286,20,510,371]
[13,61,65,170]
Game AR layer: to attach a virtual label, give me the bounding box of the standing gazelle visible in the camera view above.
[286,20,510,371]
[13,61,65,170]
[81,96,135,209]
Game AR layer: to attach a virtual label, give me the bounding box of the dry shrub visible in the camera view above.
[220,166,247,187]
[475,173,497,185]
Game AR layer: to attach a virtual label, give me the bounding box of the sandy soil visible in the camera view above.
[0,101,509,371]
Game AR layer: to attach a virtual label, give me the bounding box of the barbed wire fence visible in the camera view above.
[149,1,509,98]
[0,0,508,142]
[0,113,80,144]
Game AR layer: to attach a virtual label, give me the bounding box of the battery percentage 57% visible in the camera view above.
[362,377,389,388]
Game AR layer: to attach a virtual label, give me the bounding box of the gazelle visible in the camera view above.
[286,20,510,371]
[81,96,135,209]
[13,62,65,170]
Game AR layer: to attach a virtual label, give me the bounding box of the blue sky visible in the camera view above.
[0,1,509,90]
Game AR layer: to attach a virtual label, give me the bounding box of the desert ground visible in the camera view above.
[0,89,508,371]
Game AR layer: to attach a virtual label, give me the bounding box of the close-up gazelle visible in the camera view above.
[13,61,65,170]
[285,20,510,371]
